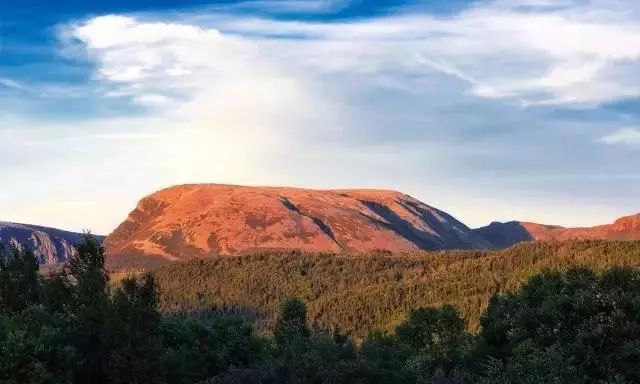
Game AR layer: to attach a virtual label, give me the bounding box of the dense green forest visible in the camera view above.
[155,240,640,339]
[2,237,640,383]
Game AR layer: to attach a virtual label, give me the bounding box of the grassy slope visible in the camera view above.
[153,240,640,340]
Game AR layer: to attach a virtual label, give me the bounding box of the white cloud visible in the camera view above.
[189,2,640,106]
[66,0,640,109]
[4,0,640,233]
[131,94,173,107]
[599,127,640,146]
[67,13,349,140]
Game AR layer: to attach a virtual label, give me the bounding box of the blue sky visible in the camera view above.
[1,0,640,234]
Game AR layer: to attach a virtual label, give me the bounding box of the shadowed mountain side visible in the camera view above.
[473,221,536,248]
[0,222,105,264]
[279,197,344,250]
[474,212,640,248]
[359,200,490,250]
[105,184,489,269]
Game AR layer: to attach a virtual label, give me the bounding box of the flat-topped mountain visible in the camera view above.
[105,184,490,267]
[0,222,104,264]
[473,213,640,248]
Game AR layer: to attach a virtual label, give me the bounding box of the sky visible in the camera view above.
[1,0,640,234]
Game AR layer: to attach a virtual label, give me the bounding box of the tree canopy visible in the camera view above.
[1,238,640,383]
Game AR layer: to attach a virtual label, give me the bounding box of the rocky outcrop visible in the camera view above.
[0,222,104,264]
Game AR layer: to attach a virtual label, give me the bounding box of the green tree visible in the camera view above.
[479,267,640,383]
[0,235,267,384]
[395,305,470,375]
[360,331,414,383]
[106,274,164,384]
[274,298,310,352]
[161,316,263,384]
[0,307,77,384]
[362,305,471,383]
[65,235,112,384]
[0,246,76,384]
[0,245,41,313]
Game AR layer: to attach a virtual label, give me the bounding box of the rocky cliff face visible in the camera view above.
[0,222,104,264]
[105,184,490,267]
[473,213,640,247]
[611,213,640,233]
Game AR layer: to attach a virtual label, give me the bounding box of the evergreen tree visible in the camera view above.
[274,298,311,357]
[3,235,640,383]
[106,274,163,384]
[0,245,40,313]
[65,235,112,383]
[479,267,640,383]
[396,305,470,377]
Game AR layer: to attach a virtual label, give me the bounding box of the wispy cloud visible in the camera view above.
[218,0,349,14]
[599,127,640,146]
[0,77,31,93]
[91,132,165,141]
[65,0,640,108]
[3,0,640,233]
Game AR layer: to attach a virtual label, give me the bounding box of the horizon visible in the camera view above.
[2,0,640,234]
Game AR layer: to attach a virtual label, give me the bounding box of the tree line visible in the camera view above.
[2,237,640,383]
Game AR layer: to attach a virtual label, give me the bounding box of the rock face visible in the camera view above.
[105,184,490,267]
[473,213,640,248]
[0,222,104,264]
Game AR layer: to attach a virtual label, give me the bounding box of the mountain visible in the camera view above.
[474,213,640,248]
[0,222,105,264]
[105,184,490,268]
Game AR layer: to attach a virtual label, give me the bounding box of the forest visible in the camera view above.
[2,236,640,383]
[154,240,640,338]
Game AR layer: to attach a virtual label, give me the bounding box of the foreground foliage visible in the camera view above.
[0,239,262,384]
[2,238,640,383]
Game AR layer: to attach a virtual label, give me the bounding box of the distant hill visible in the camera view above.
[153,240,640,339]
[473,213,640,248]
[105,184,490,268]
[0,222,105,264]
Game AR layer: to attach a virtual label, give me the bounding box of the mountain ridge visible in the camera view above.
[7,184,638,267]
[473,212,640,247]
[0,221,105,264]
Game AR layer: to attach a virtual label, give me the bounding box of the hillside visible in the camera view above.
[105,184,490,268]
[154,240,640,340]
[474,212,640,247]
[0,221,104,264]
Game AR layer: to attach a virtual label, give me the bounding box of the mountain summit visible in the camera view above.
[105,184,490,267]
